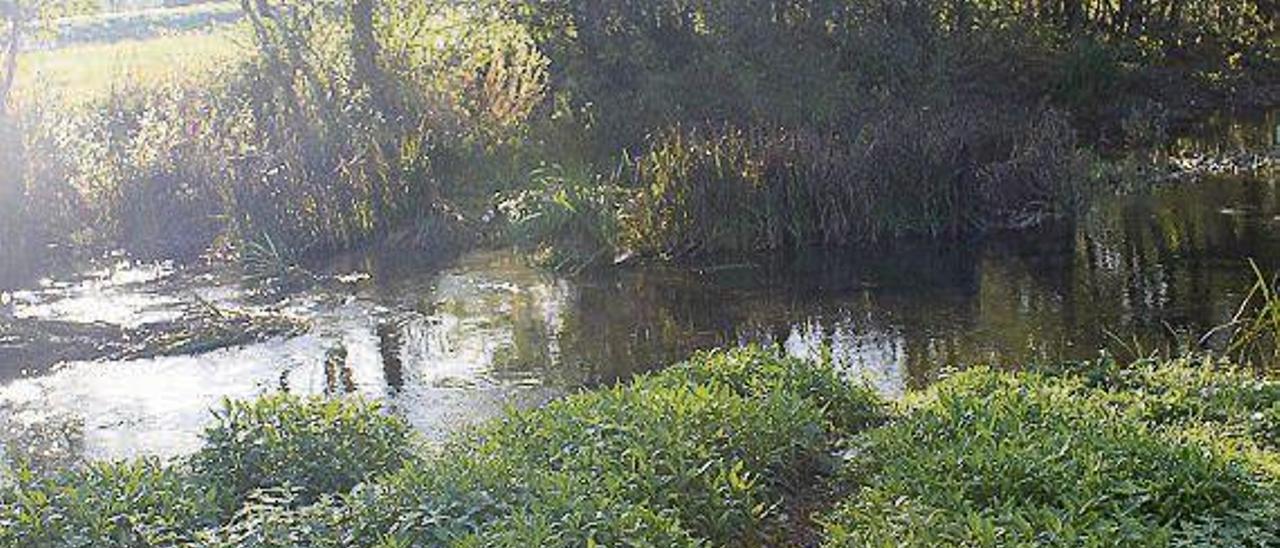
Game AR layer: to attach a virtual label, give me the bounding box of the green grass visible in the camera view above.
[2,347,1277,547]
[49,2,242,48]
[14,29,243,105]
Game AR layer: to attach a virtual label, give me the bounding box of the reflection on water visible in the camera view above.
[2,168,1279,469]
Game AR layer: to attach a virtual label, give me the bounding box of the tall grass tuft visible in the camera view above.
[622,101,1084,258]
[1225,261,1280,369]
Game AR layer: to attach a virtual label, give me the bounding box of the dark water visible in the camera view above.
[1,115,1277,471]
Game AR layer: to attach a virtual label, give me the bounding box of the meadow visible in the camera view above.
[15,30,241,105]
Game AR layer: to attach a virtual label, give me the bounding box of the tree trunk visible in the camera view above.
[0,19,21,111]
[351,0,380,100]
[350,0,391,238]
[1061,0,1082,31]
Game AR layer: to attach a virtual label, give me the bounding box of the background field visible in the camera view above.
[15,1,242,104]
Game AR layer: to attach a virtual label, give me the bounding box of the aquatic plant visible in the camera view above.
[499,163,627,271]
[622,103,1083,257]
[1224,261,1280,369]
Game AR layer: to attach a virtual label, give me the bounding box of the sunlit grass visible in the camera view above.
[14,29,244,106]
[51,1,241,47]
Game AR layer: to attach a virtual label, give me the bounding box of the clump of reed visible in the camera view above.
[1225,262,1280,369]
[621,99,1084,258]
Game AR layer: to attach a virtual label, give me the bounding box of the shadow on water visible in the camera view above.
[0,113,1278,471]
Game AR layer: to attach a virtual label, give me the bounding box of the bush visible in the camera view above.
[822,369,1280,547]
[191,395,414,513]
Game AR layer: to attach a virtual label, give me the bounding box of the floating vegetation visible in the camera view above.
[128,300,310,361]
[0,300,308,373]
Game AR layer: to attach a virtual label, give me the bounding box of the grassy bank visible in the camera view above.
[2,347,1276,546]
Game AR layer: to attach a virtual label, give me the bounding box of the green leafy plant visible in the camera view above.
[822,368,1280,547]
[499,163,627,272]
[191,394,415,514]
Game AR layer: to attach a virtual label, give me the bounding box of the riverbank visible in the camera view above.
[2,346,1276,546]
[3,1,1278,288]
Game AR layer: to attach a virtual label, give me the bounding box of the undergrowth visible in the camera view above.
[823,364,1280,547]
[2,346,1277,547]
[0,347,884,546]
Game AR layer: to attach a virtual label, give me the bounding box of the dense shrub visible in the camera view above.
[822,369,1280,547]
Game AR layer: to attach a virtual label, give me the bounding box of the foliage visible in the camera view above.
[499,163,627,271]
[2,1,551,272]
[3,348,1279,546]
[1043,356,1280,451]
[191,394,414,513]
[4,0,1277,274]
[0,346,884,547]
[822,368,1280,547]
[0,459,221,547]
[328,346,883,546]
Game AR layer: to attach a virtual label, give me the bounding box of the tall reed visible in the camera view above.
[622,100,1084,258]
